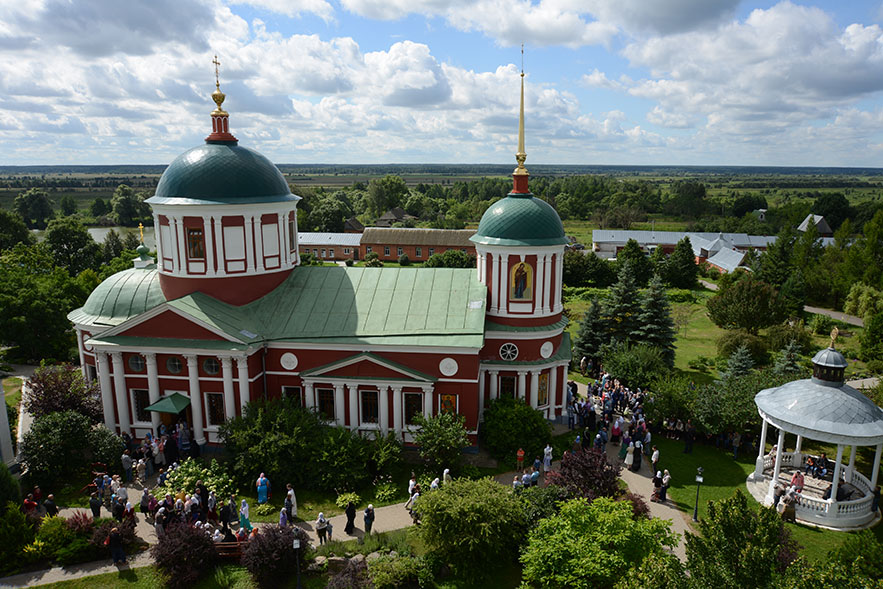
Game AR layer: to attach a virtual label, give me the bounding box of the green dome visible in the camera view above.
[147,143,296,206]
[471,193,567,247]
[68,268,166,327]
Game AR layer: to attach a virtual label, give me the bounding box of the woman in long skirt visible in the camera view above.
[256,473,270,504]
[624,442,635,469]
[618,434,631,461]
[632,442,643,471]
[239,499,252,532]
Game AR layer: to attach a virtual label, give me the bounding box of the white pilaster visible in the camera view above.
[422,385,433,417]
[153,213,163,262]
[245,216,255,272]
[536,254,545,314]
[500,255,510,312]
[554,253,564,311]
[543,254,553,313]
[203,216,214,276]
[477,370,486,422]
[186,355,206,446]
[145,353,161,433]
[529,370,539,409]
[255,215,264,272]
[304,382,314,410]
[517,370,526,402]
[236,356,250,413]
[221,357,235,423]
[176,217,186,274]
[379,386,389,435]
[490,253,500,312]
[392,386,403,435]
[110,352,131,436]
[348,384,359,430]
[334,384,345,426]
[96,352,115,431]
[278,212,287,266]
[489,370,498,401]
[550,365,558,413]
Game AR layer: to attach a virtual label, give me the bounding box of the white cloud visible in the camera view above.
[228,0,334,21]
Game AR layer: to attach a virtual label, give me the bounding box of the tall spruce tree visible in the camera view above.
[720,345,755,381]
[665,237,698,288]
[602,260,642,345]
[633,274,677,367]
[575,297,605,362]
[773,339,803,377]
[616,239,653,286]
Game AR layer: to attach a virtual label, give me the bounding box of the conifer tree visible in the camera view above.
[720,345,754,381]
[664,237,698,289]
[602,260,641,345]
[574,297,605,362]
[773,339,803,376]
[616,239,653,286]
[633,274,677,367]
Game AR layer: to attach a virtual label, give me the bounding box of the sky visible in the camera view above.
[3,0,883,166]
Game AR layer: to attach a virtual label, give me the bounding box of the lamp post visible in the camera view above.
[293,537,302,589]
[692,466,704,522]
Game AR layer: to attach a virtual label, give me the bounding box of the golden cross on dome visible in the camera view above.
[212,55,221,89]
[138,222,144,243]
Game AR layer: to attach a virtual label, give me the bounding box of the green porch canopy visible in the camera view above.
[144,393,191,414]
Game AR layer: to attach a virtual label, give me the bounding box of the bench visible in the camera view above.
[215,541,247,559]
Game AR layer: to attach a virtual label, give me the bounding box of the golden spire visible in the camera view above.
[830,327,839,348]
[211,55,228,116]
[138,222,144,243]
[514,44,528,176]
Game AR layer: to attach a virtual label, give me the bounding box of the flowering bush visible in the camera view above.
[154,458,235,499]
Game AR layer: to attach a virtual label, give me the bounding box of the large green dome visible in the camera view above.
[68,268,166,327]
[147,143,296,205]
[471,193,567,247]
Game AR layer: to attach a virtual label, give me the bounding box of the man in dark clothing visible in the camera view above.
[683,420,695,454]
[112,497,124,522]
[89,492,102,518]
[43,494,59,517]
[219,500,232,527]
[109,527,126,564]
[196,480,209,508]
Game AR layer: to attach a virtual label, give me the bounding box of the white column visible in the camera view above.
[477,370,486,422]
[489,370,498,401]
[766,429,785,503]
[490,253,500,312]
[245,216,255,272]
[348,385,359,430]
[176,217,187,274]
[96,352,115,430]
[846,445,857,481]
[379,386,389,435]
[476,251,484,283]
[76,329,87,379]
[203,216,214,276]
[278,212,288,266]
[536,254,545,314]
[236,356,250,413]
[422,385,433,418]
[529,370,539,409]
[550,365,558,413]
[392,386,403,435]
[0,381,12,464]
[221,357,235,423]
[517,371,527,402]
[831,444,844,506]
[145,353,161,434]
[153,213,163,262]
[753,418,769,480]
[303,382,314,410]
[554,252,564,311]
[186,355,206,446]
[110,352,131,436]
[254,214,265,272]
[543,254,553,313]
[218,220,226,274]
[499,255,510,313]
[871,443,882,488]
[334,384,346,426]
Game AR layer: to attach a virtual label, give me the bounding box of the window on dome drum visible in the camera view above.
[206,392,225,426]
[187,228,205,259]
[500,375,516,399]
[362,390,379,424]
[416,247,422,258]
[404,393,422,426]
[288,220,296,253]
[317,388,334,421]
[203,358,220,375]
[384,246,390,256]
[282,386,302,407]
[132,389,150,423]
[166,356,183,374]
[128,354,145,372]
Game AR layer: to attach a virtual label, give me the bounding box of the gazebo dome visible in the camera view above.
[471,193,567,247]
[812,347,848,368]
[147,143,296,206]
[67,268,166,328]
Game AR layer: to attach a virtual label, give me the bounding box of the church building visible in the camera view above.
[68,69,571,448]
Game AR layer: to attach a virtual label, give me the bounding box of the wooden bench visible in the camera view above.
[215,541,247,560]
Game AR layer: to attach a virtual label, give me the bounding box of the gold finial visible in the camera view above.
[830,327,839,348]
[138,222,144,243]
[514,43,528,176]
[211,55,228,116]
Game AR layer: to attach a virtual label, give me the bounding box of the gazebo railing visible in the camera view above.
[792,492,827,515]
[837,494,874,516]
[763,451,798,471]
[849,469,872,496]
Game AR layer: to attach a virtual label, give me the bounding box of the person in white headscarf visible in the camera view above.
[430,478,440,491]
[443,469,452,485]
[239,499,252,532]
[316,512,328,544]
[624,442,635,469]
[543,444,553,477]
[651,471,663,502]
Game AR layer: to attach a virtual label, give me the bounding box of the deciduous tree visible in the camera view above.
[14,187,53,229]
[45,216,101,275]
[0,209,34,252]
[412,411,469,472]
[706,275,785,334]
[25,363,102,423]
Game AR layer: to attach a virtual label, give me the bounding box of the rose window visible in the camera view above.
[499,343,519,361]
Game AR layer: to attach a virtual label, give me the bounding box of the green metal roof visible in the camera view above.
[68,268,166,327]
[482,332,572,367]
[167,293,263,345]
[301,352,437,381]
[87,335,248,351]
[147,143,298,205]
[485,317,569,333]
[471,193,567,247]
[145,392,191,414]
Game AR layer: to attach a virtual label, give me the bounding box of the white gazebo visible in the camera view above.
[749,345,883,529]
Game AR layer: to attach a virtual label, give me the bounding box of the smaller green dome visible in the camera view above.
[68,268,166,327]
[147,143,297,206]
[471,193,567,247]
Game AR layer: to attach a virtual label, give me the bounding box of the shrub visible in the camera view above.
[91,517,136,550]
[827,529,883,581]
[766,321,812,353]
[154,457,236,500]
[810,313,835,335]
[418,477,525,580]
[374,482,398,504]
[36,515,75,558]
[253,502,277,517]
[518,484,570,530]
[65,511,94,536]
[242,525,310,588]
[151,522,218,589]
[335,492,360,510]
[0,463,20,513]
[24,363,102,423]
[601,342,668,389]
[621,491,651,519]
[327,558,370,589]
[365,256,384,268]
[716,330,768,366]
[866,359,883,375]
[0,502,37,573]
[412,411,469,472]
[481,397,551,465]
[368,554,432,589]
[666,289,696,304]
[344,258,354,267]
[546,449,622,501]
[398,254,411,266]
[54,538,97,565]
[364,252,379,262]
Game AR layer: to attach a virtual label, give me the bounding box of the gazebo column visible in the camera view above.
[753,418,769,480]
[830,444,844,513]
[846,445,857,482]
[793,435,803,468]
[765,428,785,504]
[870,443,882,488]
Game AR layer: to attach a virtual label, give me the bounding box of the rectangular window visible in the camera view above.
[288,219,297,253]
[132,389,150,423]
[317,388,335,421]
[87,365,97,383]
[404,393,422,425]
[362,390,378,424]
[206,392,225,426]
[415,247,422,258]
[321,249,326,258]
[428,248,435,256]
[282,386,302,407]
[366,246,372,253]
[329,249,334,258]
[397,247,403,256]
[500,375,516,399]
[384,246,390,256]
[187,228,205,259]
[344,248,350,255]
[312,249,318,256]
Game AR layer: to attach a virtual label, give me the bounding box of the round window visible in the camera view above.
[127,355,145,372]
[499,343,519,361]
[203,357,220,375]
[166,356,183,374]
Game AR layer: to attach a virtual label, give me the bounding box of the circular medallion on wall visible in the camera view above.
[280,352,299,371]
[439,357,459,376]
[540,341,554,359]
[499,342,519,361]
